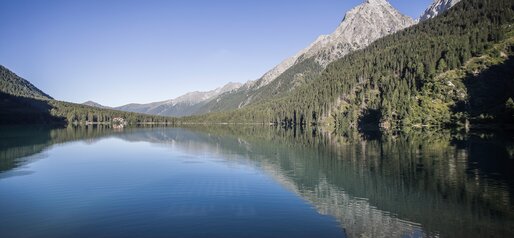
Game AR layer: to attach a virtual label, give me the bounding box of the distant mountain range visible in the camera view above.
[115,82,242,117]
[84,82,242,117]
[82,101,110,109]
[87,0,459,117]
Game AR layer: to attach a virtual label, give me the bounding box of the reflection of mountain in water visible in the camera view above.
[0,126,125,173]
[178,127,514,238]
[1,125,513,237]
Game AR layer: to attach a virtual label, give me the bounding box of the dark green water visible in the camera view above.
[0,126,513,238]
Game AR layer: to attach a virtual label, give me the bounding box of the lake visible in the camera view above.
[0,126,513,237]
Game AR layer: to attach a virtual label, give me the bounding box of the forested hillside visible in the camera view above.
[0,66,177,126]
[198,58,324,113]
[0,65,52,100]
[182,0,514,130]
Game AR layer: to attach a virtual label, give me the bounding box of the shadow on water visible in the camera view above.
[0,124,513,237]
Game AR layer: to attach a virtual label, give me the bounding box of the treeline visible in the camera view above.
[0,91,178,126]
[0,92,64,125]
[49,100,178,125]
[1,59,179,126]
[182,0,514,130]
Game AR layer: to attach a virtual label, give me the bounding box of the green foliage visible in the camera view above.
[0,92,64,125]
[506,98,514,118]
[507,98,514,110]
[0,89,178,126]
[0,65,52,100]
[247,58,324,105]
[49,100,177,126]
[437,58,448,73]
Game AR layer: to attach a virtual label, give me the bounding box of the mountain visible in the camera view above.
[101,0,416,118]
[0,65,179,125]
[292,0,415,68]
[186,0,514,129]
[420,0,462,21]
[0,65,52,100]
[258,0,415,87]
[0,65,63,124]
[195,0,415,114]
[82,101,110,109]
[115,82,242,117]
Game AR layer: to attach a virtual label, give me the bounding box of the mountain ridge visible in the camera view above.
[82,101,110,109]
[193,0,416,114]
[86,0,454,118]
[112,82,242,117]
[420,0,462,21]
[0,65,53,100]
[184,0,514,130]
[254,0,415,90]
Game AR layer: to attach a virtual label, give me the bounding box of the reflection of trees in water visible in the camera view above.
[1,125,513,237]
[182,125,514,238]
[0,125,211,173]
[0,125,126,172]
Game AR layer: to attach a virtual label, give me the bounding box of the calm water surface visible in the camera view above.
[0,126,513,238]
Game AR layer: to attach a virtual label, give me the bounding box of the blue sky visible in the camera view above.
[0,0,432,106]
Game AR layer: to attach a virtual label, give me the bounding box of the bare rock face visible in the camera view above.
[305,0,415,67]
[255,0,415,89]
[420,0,461,21]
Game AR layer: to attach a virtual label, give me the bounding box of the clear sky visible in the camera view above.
[0,0,432,106]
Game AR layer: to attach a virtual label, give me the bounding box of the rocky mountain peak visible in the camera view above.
[302,0,415,67]
[420,0,461,21]
[366,0,389,5]
[254,0,414,89]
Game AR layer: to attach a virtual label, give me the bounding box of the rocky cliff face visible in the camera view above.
[420,0,462,21]
[304,0,415,67]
